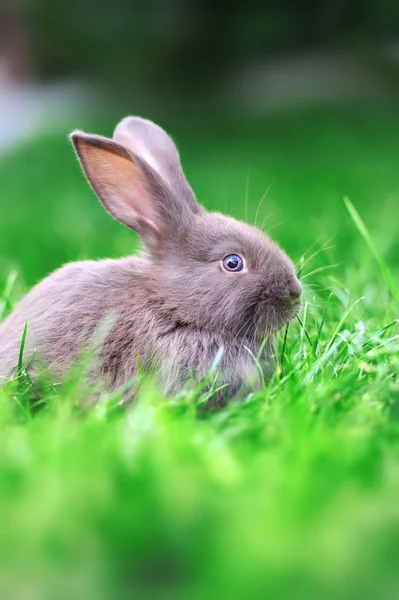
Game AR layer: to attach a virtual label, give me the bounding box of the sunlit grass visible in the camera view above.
[0,106,398,599]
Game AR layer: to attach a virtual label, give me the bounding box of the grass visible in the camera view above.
[0,104,398,599]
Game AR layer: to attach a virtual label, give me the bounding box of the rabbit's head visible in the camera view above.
[71,117,301,342]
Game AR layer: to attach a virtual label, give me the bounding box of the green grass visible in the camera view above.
[0,105,399,599]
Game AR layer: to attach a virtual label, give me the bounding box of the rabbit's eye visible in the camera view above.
[222,254,244,272]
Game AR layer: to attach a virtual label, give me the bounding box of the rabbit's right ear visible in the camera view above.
[70,131,194,252]
[113,117,203,215]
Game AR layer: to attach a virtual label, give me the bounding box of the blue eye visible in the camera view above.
[222,254,244,272]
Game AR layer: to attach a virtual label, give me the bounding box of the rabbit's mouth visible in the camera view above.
[249,296,301,339]
[249,277,302,333]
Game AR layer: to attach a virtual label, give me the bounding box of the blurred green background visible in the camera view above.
[1,0,399,291]
[1,2,399,600]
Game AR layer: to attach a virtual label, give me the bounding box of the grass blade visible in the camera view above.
[344,197,399,304]
[17,321,28,378]
[280,324,289,378]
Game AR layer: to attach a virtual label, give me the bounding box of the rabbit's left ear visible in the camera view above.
[113,116,203,215]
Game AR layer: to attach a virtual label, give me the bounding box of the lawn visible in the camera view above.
[0,104,398,599]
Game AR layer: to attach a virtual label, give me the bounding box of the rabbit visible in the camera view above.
[0,116,302,402]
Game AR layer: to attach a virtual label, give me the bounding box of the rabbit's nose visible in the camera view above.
[286,278,302,304]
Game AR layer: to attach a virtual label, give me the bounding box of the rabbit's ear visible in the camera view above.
[113,116,202,215]
[70,131,193,251]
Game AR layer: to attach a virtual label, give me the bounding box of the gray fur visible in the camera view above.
[0,117,302,400]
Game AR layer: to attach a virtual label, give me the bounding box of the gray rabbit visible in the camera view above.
[0,117,302,399]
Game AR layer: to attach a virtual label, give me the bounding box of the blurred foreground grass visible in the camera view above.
[0,105,398,599]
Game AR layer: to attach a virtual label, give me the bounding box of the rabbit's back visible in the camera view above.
[0,257,148,381]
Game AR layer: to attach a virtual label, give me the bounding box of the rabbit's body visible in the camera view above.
[0,255,272,394]
[0,258,144,383]
[0,116,301,399]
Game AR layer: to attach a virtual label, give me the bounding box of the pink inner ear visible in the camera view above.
[76,136,160,235]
